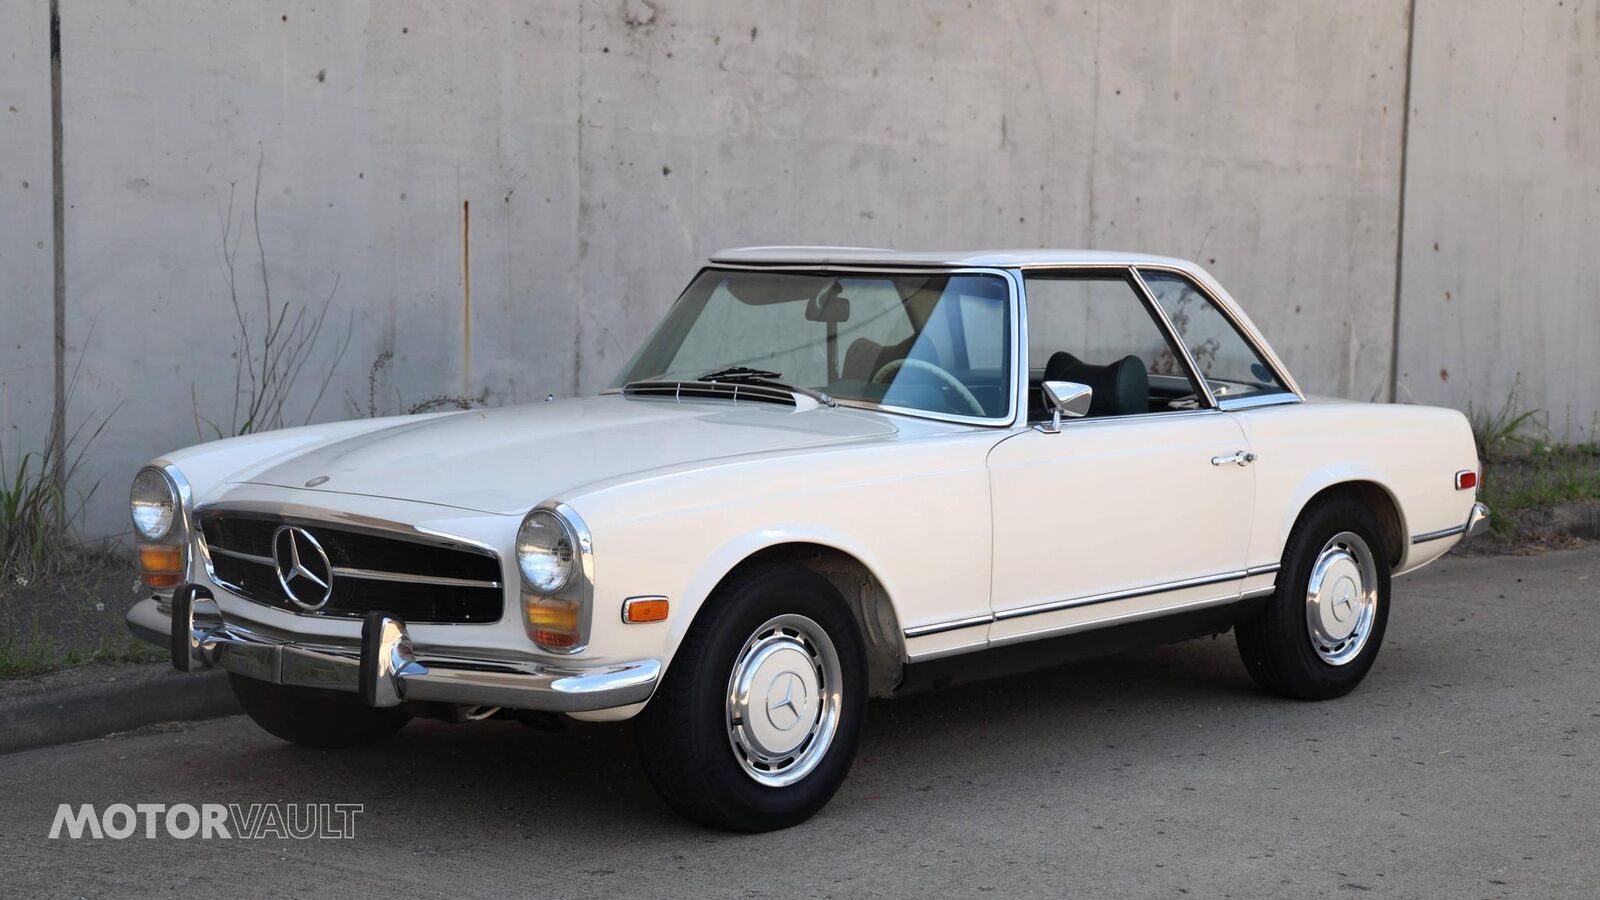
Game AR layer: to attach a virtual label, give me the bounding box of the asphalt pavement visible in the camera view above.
[4,546,1598,898]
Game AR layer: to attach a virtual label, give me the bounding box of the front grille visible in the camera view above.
[199,512,505,624]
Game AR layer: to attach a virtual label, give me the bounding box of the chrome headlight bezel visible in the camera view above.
[516,508,579,594]
[132,463,192,595]
[131,466,182,543]
[517,503,593,655]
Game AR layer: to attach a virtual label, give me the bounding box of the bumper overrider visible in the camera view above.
[127,585,661,712]
[1466,501,1491,539]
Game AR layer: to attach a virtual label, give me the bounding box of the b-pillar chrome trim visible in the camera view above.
[127,590,660,713]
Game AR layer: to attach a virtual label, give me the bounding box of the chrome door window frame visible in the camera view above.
[1131,264,1304,410]
[1012,263,1221,420]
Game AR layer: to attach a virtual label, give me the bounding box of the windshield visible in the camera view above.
[611,269,1014,420]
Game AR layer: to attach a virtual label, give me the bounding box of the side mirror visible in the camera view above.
[1039,380,1092,432]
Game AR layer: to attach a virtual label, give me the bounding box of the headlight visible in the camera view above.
[516,508,576,594]
[130,467,179,542]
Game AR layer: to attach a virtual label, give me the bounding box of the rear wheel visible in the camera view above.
[634,563,867,832]
[229,673,411,748]
[1236,496,1391,700]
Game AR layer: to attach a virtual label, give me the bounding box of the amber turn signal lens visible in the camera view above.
[622,597,669,624]
[525,595,582,649]
[138,544,184,589]
[532,628,579,649]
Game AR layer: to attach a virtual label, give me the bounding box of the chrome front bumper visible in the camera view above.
[126,586,660,713]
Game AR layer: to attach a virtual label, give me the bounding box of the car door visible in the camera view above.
[986,268,1256,646]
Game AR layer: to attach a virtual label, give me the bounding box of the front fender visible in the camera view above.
[657,523,903,678]
[564,432,1000,687]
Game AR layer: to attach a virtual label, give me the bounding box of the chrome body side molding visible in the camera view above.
[1411,524,1467,544]
[994,568,1256,622]
[903,564,1281,661]
[1412,501,1491,544]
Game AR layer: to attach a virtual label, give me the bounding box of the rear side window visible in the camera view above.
[1139,271,1290,402]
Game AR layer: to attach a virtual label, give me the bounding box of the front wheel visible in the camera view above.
[1235,496,1392,700]
[634,563,867,832]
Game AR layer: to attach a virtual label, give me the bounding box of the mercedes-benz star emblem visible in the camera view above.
[1331,578,1356,621]
[765,672,805,730]
[272,525,334,610]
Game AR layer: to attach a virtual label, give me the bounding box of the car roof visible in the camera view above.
[708,246,1199,269]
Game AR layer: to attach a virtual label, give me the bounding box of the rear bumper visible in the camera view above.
[1465,501,1491,539]
[126,587,659,713]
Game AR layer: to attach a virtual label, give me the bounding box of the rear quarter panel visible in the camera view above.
[1231,400,1479,574]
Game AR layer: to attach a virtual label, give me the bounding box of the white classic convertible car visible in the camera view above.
[127,247,1488,831]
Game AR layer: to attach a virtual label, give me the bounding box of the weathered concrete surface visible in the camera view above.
[1089,2,1410,405]
[3,0,1414,537]
[3,546,1597,897]
[1398,0,1600,443]
[0,1,1593,537]
[0,1,55,464]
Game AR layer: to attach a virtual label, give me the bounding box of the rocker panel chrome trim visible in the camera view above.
[987,590,1246,648]
[901,565,1281,656]
[993,569,1249,621]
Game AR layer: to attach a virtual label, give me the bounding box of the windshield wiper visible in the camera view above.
[695,367,837,408]
[699,366,784,381]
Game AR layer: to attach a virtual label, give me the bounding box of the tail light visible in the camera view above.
[1455,470,1479,491]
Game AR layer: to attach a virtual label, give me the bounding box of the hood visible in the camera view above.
[238,394,898,515]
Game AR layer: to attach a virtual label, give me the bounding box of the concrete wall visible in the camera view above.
[1397,0,1600,443]
[0,0,1592,539]
[0,1,55,475]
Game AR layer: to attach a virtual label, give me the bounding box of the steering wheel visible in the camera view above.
[870,358,986,417]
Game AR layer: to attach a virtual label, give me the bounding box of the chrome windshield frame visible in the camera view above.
[603,264,1027,429]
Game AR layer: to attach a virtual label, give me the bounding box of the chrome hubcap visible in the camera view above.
[1305,531,1379,666]
[725,614,842,787]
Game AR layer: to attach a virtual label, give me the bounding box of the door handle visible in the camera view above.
[1211,450,1256,467]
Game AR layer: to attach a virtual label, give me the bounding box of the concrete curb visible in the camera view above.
[0,663,240,755]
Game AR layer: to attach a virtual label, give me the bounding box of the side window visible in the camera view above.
[1139,271,1290,401]
[1022,271,1203,418]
